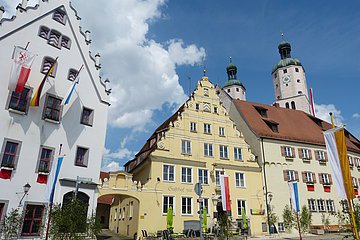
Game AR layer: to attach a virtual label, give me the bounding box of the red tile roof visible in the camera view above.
[233,100,360,154]
[98,195,114,205]
[99,171,110,182]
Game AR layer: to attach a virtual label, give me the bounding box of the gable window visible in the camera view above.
[75,147,89,167]
[163,165,175,182]
[204,143,213,157]
[190,122,197,132]
[235,172,245,187]
[198,169,208,185]
[53,9,67,25]
[203,88,209,96]
[283,170,298,182]
[21,204,45,236]
[181,167,192,184]
[38,26,50,39]
[326,200,335,212]
[81,107,94,127]
[8,87,31,114]
[214,106,218,114]
[308,199,317,212]
[237,200,246,216]
[61,36,71,49]
[41,57,57,77]
[181,197,192,215]
[37,147,53,173]
[317,199,325,212]
[195,103,200,111]
[163,196,174,214]
[203,103,211,112]
[234,147,242,161]
[219,145,228,159]
[299,148,311,160]
[1,140,21,169]
[204,123,211,134]
[281,146,294,158]
[48,30,61,48]
[181,140,191,155]
[319,173,332,185]
[43,95,62,122]
[219,127,225,136]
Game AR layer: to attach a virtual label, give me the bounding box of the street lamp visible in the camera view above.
[19,183,31,206]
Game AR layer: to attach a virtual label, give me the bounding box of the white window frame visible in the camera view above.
[236,199,246,216]
[287,170,296,181]
[308,199,317,212]
[181,140,191,155]
[317,199,325,212]
[301,148,310,159]
[317,151,326,161]
[278,222,285,232]
[220,145,229,159]
[235,172,246,188]
[181,196,193,215]
[204,143,213,157]
[305,172,313,183]
[234,147,242,161]
[326,200,335,212]
[162,195,175,215]
[204,123,211,134]
[353,177,358,188]
[219,127,225,136]
[190,122,197,132]
[215,170,222,186]
[181,167,192,184]
[198,198,210,215]
[321,174,330,185]
[284,146,293,158]
[163,164,175,182]
[198,169,209,185]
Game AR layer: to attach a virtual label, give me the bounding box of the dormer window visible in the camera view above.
[263,119,279,133]
[254,106,268,118]
[53,9,67,25]
[38,26,50,39]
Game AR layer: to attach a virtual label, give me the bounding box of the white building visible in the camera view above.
[0,0,110,238]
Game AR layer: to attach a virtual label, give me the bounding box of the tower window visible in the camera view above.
[236,88,239,92]
[277,96,280,99]
[286,84,288,87]
[298,91,302,94]
[274,73,277,78]
[283,69,287,74]
[227,89,230,93]
[297,79,301,83]
[295,68,299,72]
[285,102,290,109]
[291,101,296,109]
[275,84,278,88]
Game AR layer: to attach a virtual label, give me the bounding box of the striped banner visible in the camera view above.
[289,181,300,213]
[220,174,231,211]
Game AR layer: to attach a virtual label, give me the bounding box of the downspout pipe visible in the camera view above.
[261,138,271,234]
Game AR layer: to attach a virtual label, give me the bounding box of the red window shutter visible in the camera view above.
[324,152,328,161]
[298,148,303,158]
[312,172,317,184]
[291,147,295,157]
[315,151,319,160]
[302,172,306,183]
[281,146,285,157]
[355,178,358,187]
[283,170,288,181]
[295,171,299,181]
[309,150,313,160]
[328,174,333,185]
[319,173,323,184]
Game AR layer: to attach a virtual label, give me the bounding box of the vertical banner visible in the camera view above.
[45,156,64,203]
[220,174,231,211]
[9,46,36,93]
[289,182,300,213]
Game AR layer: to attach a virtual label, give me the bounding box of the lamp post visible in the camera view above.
[18,183,31,207]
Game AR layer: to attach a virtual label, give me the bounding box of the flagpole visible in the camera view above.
[45,144,62,240]
[24,42,30,50]
[295,211,302,240]
[329,113,359,240]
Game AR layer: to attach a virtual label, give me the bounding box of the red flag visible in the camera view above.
[0,169,12,180]
[37,174,48,184]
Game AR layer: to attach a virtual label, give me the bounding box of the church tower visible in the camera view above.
[223,58,246,100]
[272,37,311,114]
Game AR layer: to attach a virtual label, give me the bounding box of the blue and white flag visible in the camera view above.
[289,181,300,213]
[63,76,79,105]
[45,156,64,203]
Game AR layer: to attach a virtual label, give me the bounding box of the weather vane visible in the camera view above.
[203,65,206,76]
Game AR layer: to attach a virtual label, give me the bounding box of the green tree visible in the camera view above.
[268,205,278,227]
[217,213,233,240]
[1,208,23,240]
[297,205,312,234]
[321,213,330,233]
[282,204,294,232]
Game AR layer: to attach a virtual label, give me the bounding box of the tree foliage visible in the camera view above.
[297,205,312,234]
[282,204,294,232]
[217,213,233,240]
[1,208,23,240]
[282,205,312,234]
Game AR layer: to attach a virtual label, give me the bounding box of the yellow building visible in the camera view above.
[99,75,266,238]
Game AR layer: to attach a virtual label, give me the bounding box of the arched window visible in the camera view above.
[38,26,50,39]
[61,35,71,49]
[62,191,89,232]
[227,89,230,93]
[291,101,296,109]
[285,102,289,109]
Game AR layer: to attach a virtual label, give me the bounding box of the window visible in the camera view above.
[129,201,134,218]
[181,140,191,155]
[37,147,53,173]
[41,57,57,77]
[214,106,218,114]
[81,107,94,126]
[317,199,325,212]
[355,158,360,168]
[203,103,211,112]
[283,69,287,74]
[237,200,246,216]
[181,197,192,215]
[200,198,209,214]
[163,165,175,182]
[315,150,326,161]
[300,148,311,160]
[190,122,197,132]
[283,170,297,182]
[0,203,4,221]
[163,196,174,214]
[61,35,71,49]
[75,147,89,167]
[118,209,121,221]
[1,140,21,169]
[227,89,230,93]
[8,87,31,113]
[43,95,62,122]
[219,127,225,136]
[319,173,332,185]
[285,102,289,109]
[21,204,44,236]
[291,101,296,109]
[219,145,228,159]
[303,172,314,184]
[114,208,117,221]
[53,9,67,25]
[195,103,200,111]
[68,69,78,81]
[204,143,213,157]
[235,172,245,187]
[234,147,242,161]
[274,73,277,78]
[198,169,208,185]
[122,207,125,220]
[236,88,239,92]
[181,167,192,184]
[254,106,268,118]
[295,68,299,72]
[349,156,354,167]
[353,177,358,188]
[48,30,61,48]
[215,170,222,186]
[265,120,279,132]
[278,223,285,232]
[308,199,317,212]
[326,200,335,212]
[297,79,301,83]
[282,146,294,158]
[204,88,209,96]
[38,26,50,39]
[204,123,211,134]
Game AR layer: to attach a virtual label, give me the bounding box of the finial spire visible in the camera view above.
[203,65,206,76]
[229,56,232,63]
[281,32,285,41]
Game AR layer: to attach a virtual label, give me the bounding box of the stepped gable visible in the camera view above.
[233,99,360,154]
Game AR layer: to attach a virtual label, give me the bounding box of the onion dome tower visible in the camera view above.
[223,57,246,100]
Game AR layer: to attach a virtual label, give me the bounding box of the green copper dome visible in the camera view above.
[272,58,302,73]
[224,79,243,87]
[223,58,245,88]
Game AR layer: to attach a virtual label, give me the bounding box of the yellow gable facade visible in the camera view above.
[102,76,265,238]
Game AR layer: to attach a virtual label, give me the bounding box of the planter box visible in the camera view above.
[310,229,324,235]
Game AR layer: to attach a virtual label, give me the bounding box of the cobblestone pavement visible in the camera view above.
[96,229,133,240]
[251,233,353,240]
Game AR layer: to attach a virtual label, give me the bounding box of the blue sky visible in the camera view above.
[2,0,359,171]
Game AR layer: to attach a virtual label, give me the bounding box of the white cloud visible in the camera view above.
[103,161,122,172]
[353,113,360,119]
[315,104,344,126]
[102,147,133,171]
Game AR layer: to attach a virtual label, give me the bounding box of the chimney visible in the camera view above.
[85,30,91,45]
[0,6,4,19]
[95,53,101,70]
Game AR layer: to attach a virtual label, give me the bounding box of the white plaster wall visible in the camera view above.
[223,85,246,101]
[0,0,109,223]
